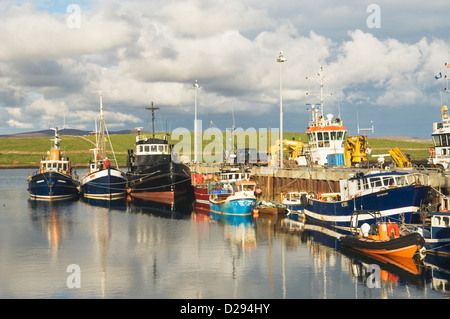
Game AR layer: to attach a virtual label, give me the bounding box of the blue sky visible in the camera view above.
[0,0,449,138]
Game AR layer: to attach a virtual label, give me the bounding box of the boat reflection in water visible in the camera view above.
[127,196,194,218]
[210,211,257,251]
[82,196,128,211]
[283,216,437,295]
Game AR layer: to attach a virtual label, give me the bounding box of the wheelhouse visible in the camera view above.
[340,172,430,201]
[306,127,347,150]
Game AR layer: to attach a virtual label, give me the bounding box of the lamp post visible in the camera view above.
[193,80,199,163]
[277,51,287,168]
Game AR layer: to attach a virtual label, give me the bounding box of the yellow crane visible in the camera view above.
[269,139,306,166]
[388,147,411,168]
[343,136,370,167]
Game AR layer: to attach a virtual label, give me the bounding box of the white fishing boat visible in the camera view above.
[305,67,347,166]
[80,90,127,200]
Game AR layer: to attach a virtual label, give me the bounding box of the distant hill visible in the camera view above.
[0,128,146,138]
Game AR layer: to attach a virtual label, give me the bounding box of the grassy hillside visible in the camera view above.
[0,131,433,167]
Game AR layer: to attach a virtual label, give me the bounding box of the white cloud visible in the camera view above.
[0,3,136,61]
[7,119,34,129]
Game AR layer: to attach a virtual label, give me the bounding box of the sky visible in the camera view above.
[0,0,449,138]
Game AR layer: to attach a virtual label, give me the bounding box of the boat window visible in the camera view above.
[363,178,369,189]
[441,135,448,147]
[139,145,144,153]
[432,135,441,147]
[63,163,67,171]
[150,145,156,152]
[158,145,164,152]
[331,132,336,140]
[444,217,449,227]
[323,132,330,147]
[317,132,323,141]
[337,132,343,140]
[58,163,62,171]
[144,145,150,152]
[383,177,395,186]
[370,177,382,187]
[356,180,361,190]
[395,176,406,186]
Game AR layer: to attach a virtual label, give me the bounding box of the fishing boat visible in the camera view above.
[126,104,192,205]
[282,191,307,220]
[80,90,127,200]
[254,200,286,216]
[304,67,347,166]
[429,105,450,170]
[339,210,426,259]
[301,170,432,229]
[27,128,80,200]
[209,180,257,216]
[422,211,450,255]
[192,167,251,214]
[412,197,450,256]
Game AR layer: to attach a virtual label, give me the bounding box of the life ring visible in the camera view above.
[387,224,400,237]
[429,147,435,157]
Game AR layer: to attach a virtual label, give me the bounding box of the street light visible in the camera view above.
[277,51,287,168]
[193,80,199,163]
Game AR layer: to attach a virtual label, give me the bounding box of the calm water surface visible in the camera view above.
[1,169,449,299]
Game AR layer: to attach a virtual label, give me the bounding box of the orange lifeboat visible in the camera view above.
[339,210,425,259]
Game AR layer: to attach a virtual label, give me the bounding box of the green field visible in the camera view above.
[0,131,433,167]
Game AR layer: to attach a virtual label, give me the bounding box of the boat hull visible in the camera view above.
[28,171,79,200]
[194,186,210,213]
[425,214,450,255]
[303,184,431,228]
[210,197,256,217]
[81,167,127,200]
[340,232,425,258]
[127,162,192,205]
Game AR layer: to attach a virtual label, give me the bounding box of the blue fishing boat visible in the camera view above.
[301,171,432,229]
[209,180,257,216]
[80,90,127,200]
[27,128,80,200]
[412,203,450,256]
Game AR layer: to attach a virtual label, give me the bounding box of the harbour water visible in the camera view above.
[1,169,449,300]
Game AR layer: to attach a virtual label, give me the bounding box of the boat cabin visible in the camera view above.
[208,180,256,199]
[306,114,347,166]
[219,169,251,183]
[127,135,172,173]
[339,171,429,201]
[429,105,450,169]
[39,148,72,175]
[135,135,170,155]
[40,159,72,175]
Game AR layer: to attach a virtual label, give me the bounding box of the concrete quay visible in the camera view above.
[189,163,450,202]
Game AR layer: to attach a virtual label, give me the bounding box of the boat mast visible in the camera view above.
[146,101,160,139]
[306,66,333,126]
[50,127,61,149]
[99,89,106,160]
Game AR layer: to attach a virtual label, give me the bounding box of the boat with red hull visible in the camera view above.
[192,167,252,214]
